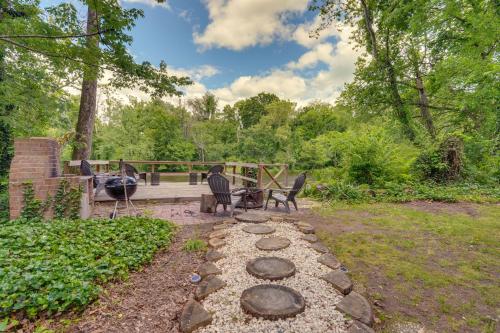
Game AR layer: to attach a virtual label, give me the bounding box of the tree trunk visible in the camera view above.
[72,6,99,160]
[415,70,436,138]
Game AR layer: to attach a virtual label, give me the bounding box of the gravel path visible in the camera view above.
[198,220,349,333]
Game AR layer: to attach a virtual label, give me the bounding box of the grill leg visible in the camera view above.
[110,200,119,219]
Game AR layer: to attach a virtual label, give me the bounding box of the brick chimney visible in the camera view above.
[8,137,90,219]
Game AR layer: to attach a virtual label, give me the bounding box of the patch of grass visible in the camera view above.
[0,216,176,318]
[316,202,500,332]
[183,238,207,252]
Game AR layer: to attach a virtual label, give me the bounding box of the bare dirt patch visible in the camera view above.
[403,200,480,217]
[37,223,212,333]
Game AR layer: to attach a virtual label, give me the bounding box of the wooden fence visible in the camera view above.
[64,160,289,189]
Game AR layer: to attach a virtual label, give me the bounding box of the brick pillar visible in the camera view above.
[8,137,88,219]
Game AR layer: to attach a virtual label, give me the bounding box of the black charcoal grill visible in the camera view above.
[105,176,138,219]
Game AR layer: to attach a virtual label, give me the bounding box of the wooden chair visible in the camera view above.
[124,163,147,185]
[265,173,306,213]
[208,174,247,216]
[201,164,224,184]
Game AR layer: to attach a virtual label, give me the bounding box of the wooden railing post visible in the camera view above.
[257,164,264,189]
[284,165,289,187]
[232,165,236,185]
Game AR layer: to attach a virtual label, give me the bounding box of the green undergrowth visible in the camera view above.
[315,203,500,332]
[0,216,176,319]
[304,180,500,204]
[183,238,207,252]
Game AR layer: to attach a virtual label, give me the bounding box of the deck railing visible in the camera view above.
[64,160,289,189]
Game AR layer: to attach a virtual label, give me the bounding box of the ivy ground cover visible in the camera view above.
[0,217,175,318]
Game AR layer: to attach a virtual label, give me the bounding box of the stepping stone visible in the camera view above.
[301,234,318,243]
[297,223,315,234]
[242,225,275,235]
[347,320,375,333]
[321,271,353,295]
[198,262,221,278]
[336,292,374,327]
[223,219,237,225]
[208,237,225,248]
[256,237,291,251]
[205,249,225,262]
[309,242,329,254]
[240,284,305,320]
[195,275,227,300]
[209,229,228,239]
[179,299,212,333]
[246,257,296,281]
[283,217,299,223]
[213,224,229,231]
[235,213,269,223]
[317,253,341,269]
[270,216,284,222]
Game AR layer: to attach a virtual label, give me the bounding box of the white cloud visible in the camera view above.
[194,0,309,50]
[211,26,360,107]
[120,0,170,10]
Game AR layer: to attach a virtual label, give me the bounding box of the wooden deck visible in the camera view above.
[94,182,217,203]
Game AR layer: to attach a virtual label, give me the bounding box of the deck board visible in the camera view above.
[94,182,220,203]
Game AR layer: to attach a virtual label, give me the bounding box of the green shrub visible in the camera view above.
[0,216,175,318]
[183,238,207,252]
[0,177,8,222]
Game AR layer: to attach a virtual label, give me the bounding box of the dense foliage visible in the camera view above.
[0,217,175,317]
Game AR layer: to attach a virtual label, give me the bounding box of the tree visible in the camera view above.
[234,92,280,128]
[0,0,192,160]
[187,92,218,121]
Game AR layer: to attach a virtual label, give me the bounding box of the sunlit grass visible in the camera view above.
[316,202,500,332]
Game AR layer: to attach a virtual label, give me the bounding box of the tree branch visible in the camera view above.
[0,29,113,40]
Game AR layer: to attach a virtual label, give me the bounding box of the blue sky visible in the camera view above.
[44,0,359,106]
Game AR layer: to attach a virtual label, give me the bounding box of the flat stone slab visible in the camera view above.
[223,219,237,225]
[246,257,296,281]
[195,275,227,300]
[209,229,228,239]
[205,249,225,262]
[337,292,374,327]
[213,224,229,231]
[198,262,221,278]
[347,320,375,333]
[235,213,269,223]
[240,284,305,320]
[256,237,291,251]
[242,225,276,235]
[301,234,318,243]
[318,253,341,269]
[298,224,315,234]
[309,242,329,254]
[208,237,225,248]
[179,300,212,333]
[321,271,353,295]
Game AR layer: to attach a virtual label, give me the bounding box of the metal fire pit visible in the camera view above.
[236,188,263,209]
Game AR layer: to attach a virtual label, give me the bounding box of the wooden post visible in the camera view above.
[151,164,155,173]
[232,165,236,185]
[284,165,289,187]
[200,194,217,213]
[257,164,264,189]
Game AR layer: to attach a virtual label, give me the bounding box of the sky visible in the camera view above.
[44,0,362,107]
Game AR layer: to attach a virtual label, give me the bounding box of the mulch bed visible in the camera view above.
[34,223,213,333]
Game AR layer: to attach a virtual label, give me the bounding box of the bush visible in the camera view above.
[183,239,207,252]
[0,216,176,318]
[0,177,8,222]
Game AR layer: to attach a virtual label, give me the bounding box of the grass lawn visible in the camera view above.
[310,201,499,333]
[0,216,175,325]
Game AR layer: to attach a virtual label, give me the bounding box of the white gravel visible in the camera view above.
[197,220,349,333]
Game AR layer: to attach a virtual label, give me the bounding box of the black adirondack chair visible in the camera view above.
[265,173,306,213]
[208,173,247,216]
[80,160,98,188]
[201,164,224,184]
[124,163,147,185]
